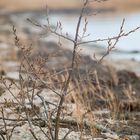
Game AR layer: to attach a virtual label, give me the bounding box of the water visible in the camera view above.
[41,12,140,60]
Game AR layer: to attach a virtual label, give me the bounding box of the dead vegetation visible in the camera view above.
[0,0,140,140]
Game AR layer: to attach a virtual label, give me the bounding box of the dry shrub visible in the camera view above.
[0,0,140,139]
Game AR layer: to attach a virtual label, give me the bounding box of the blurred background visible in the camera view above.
[0,0,140,12]
[0,0,140,63]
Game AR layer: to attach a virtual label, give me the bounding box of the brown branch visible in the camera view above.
[77,26,140,45]
[54,1,89,139]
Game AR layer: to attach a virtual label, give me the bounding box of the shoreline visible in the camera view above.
[1,7,140,16]
[0,9,140,77]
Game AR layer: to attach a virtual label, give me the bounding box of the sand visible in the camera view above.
[0,0,140,12]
